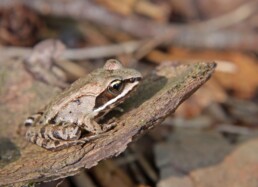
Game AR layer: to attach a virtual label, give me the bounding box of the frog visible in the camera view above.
[24,59,142,151]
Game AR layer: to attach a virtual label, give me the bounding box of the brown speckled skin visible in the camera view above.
[25,59,142,151]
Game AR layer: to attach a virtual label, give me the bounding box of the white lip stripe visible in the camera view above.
[93,82,138,115]
[24,118,34,124]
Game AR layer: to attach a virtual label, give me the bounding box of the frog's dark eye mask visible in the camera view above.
[93,77,141,115]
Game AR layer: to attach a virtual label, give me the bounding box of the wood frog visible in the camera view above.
[25,59,142,151]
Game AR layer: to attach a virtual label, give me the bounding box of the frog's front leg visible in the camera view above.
[81,117,116,134]
[26,123,96,151]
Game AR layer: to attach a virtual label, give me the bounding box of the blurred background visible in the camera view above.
[1,0,258,186]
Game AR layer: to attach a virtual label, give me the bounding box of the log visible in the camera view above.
[0,59,216,186]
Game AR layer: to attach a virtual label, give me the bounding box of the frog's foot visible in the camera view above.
[113,106,124,113]
[37,134,102,151]
[78,133,108,143]
[25,123,83,150]
[40,139,85,151]
[26,124,112,151]
[101,122,116,131]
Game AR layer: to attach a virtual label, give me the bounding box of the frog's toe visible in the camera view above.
[102,123,116,131]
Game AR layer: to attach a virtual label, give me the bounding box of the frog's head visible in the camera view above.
[93,59,142,115]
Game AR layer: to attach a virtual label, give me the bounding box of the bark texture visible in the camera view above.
[0,59,216,186]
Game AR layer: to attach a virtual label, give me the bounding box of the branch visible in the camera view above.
[0,41,143,60]
[0,59,216,186]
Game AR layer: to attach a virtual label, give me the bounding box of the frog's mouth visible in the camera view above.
[92,77,142,117]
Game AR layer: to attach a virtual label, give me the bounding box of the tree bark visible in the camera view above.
[0,59,216,186]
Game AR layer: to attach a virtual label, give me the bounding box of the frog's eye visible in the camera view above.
[108,79,124,95]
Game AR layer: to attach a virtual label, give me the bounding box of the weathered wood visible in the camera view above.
[0,59,216,186]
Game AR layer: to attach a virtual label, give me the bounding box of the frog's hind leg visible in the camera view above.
[26,123,81,150]
[26,123,81,141]
[24,112,44,127]
[81,117,116,134]
[36,135,99,151]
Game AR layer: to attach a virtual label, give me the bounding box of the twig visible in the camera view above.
[216,124,254,135]
[134,0,258,58]
[0,46,31,59]
[2,30,258,63]
[190,0,258,32]
[173,30,258,51]
[0,41,143,60]
[62,41,142,60]
[0,0,166,38]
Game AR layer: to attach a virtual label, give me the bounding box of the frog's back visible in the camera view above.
[41,69,105,123]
